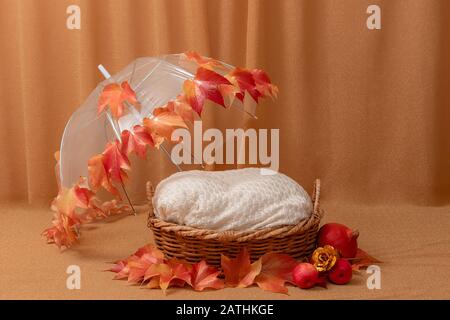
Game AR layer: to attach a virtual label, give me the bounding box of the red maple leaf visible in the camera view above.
[227,68,261,103]
[251,69,279,100]
[102,140,130,184]
[183,67,232,115]
[121,125,154,159]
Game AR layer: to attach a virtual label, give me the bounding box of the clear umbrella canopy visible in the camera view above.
[59,54,252,188]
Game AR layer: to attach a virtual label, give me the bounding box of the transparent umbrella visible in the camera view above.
[44,52,277,249]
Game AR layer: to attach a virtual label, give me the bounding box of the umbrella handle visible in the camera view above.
[98,64,112,79]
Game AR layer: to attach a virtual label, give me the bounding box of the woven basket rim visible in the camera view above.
[147,178,323,242]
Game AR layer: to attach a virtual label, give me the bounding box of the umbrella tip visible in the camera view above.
[98,64,111,79]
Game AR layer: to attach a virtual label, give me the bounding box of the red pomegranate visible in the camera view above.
[328,258,352,285]
[292,263,327,289]
[317,223,359,258]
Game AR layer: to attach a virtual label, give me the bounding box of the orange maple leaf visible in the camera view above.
[102,140,130,184]
[109,260,128,276]
[87,154,119,196]
[126,256,149,284]
[97,81,138,119]
[254,253,298,294]
[128,256,163,284]
[109,245,165,282]
[251,69,279,100]
[121,125,154,159]
[133,244,165,260]
[42,212,80,249]
[87,198,130,220]
[146,276,161,289]
[51,186,92,216]
[143,106,188,147]
[183,67,232,115]
[190,260,224,291]
[166,98,198,123]
[73,185,93,208]
[45,162,129,250]
[221,248,262,288]
[144,259,192,293]
[218,84,241,108]
[146,273,188,290]
[111,262,132,280]
[184,51,227,71]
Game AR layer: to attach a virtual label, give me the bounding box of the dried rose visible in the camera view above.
[311,245,338,272]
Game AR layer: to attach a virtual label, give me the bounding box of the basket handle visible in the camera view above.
[312,179,321,214]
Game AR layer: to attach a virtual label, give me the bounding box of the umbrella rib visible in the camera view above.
[129,60,137,85]
[160,143,182,172]
[106,112,122,142]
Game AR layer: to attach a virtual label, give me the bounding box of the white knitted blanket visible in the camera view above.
[152,168,313,231]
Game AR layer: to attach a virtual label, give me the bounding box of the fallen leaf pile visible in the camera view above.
[43,51,278,249]
[108,245,302,295]
[42,165,131,249]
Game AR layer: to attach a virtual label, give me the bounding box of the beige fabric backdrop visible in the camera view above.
[1,0,449,206]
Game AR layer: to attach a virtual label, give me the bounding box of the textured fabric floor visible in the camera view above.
[1,202,449,299]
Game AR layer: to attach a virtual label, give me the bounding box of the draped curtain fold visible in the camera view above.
[0,0,449,206]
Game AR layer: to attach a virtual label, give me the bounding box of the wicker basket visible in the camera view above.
[147,178,323,267]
